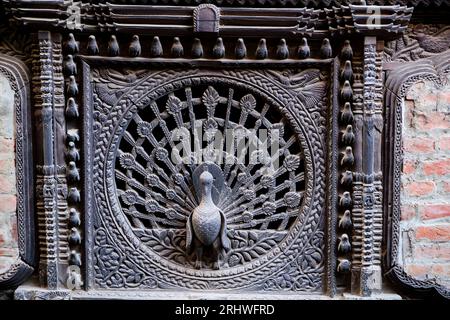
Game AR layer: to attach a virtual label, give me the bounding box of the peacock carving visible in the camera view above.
[114,79,310,269]
[187,169,231,269]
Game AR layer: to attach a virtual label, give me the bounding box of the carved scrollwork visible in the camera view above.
[133,228,287,268]
[0,24,32,65]
[263,231,324,291]
[384,25,450,62]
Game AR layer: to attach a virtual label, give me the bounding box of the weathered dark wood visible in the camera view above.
[0,0,449,300]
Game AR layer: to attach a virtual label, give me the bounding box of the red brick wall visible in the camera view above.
[0,74,18,274]
[400,76,450,288]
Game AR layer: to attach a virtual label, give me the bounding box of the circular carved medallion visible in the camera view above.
[93,70,325,290]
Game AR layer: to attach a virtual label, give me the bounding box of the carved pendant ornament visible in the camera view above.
[90,67,328,290]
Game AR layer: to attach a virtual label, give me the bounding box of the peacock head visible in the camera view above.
[199,171,214,196]
[410,33,426,42]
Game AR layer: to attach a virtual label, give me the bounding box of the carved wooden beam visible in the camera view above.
[2,1,414,38]
[10,0,447,7]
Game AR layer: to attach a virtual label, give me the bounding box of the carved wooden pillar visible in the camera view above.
[351,36,383,296]
[33,31,67,289]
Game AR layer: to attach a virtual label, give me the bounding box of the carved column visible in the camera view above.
[373,43,384,283]
[351,36,383,296]
[33,31,67,289]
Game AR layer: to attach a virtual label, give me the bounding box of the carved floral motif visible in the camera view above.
[384,25,450,62]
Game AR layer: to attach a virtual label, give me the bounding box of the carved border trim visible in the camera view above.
[325,57,340,296]
[384,50,450,299]
[81,60,94,290]
[0,54,35,289]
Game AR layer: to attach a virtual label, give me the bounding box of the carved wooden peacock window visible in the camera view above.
[87,65,331,291]
[4,0,450,300]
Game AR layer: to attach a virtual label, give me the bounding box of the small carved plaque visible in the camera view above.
[194,4,220,33]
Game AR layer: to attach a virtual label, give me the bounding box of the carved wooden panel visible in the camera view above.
[82,61,333,291]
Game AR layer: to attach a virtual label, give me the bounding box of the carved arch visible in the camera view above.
[383,50,450,299]
[0,54,35,289]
